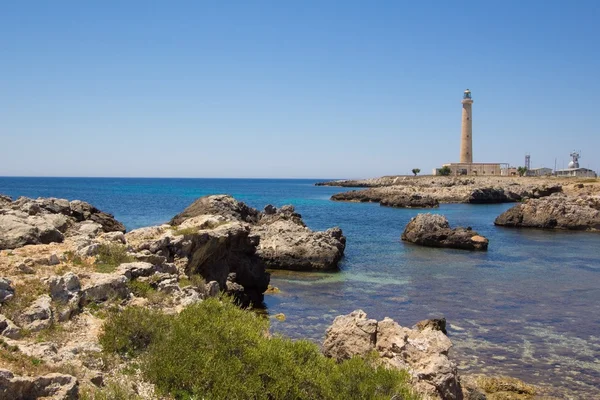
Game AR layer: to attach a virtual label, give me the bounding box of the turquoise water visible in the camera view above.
[1,177,599,397]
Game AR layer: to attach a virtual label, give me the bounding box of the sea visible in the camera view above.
[1,177,599,398]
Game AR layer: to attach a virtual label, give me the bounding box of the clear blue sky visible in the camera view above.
[1,1,599,178]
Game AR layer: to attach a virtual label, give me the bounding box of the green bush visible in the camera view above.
[100,298,418,400]
[95,244,134,273]
[99,307,171,358]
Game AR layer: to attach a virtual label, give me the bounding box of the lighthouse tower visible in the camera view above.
[460,89,473,164]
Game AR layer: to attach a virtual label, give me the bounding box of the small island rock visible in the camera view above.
[401,213,489,251]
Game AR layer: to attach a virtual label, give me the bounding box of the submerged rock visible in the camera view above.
[494,195,600,231]
[323,310,462,400]
[401,214,489,251]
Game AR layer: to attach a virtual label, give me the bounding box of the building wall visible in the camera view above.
[460,100,473,163]
[442,163,502,176]
[527,168,553,177]
[555,168,597,178]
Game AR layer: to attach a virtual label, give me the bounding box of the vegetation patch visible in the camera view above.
[94,244,134,273]
[99,297,419,400]
[1,278,49,322]
[171,226,200,236]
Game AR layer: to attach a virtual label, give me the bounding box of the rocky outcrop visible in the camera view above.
[494,195,600,231]
[0,195,125,250]
[168,195,346,272]
[15,295,54,332]
[402,214,489,251]
[332,190,439,208]
[323,310,462,400]
[170,194,260,225]
[126,222,269,307]
[0,369,78,400]
[323,176,563,206]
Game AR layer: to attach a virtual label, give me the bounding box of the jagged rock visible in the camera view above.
[81,274,130,303]
[0,196,125,250]
[467,188,517,204]
[127,219,269,307]
[494,195,600,231]
[414,318,448,335]
[47,273,81,303]
[0,315,21,339]
[402,214,489,251]
[170,194,260,225]
[0,369,78,400]
[323,310,462,400]
[116,262,156,280]
[0,278,15,304]
[16,295,53,332]
[254,222,346,271]
[76,243,100,257]
[0,214,64,250]
[322,310,377,360]
[75,221,103,238]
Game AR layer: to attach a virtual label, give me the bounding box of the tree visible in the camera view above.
[517,166,528,177]
[411,168,421,176]
[438,166,451,176]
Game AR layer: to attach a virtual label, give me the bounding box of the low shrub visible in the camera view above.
[99,307,171,358]
[95,244,134,273]
[100,297,419,400]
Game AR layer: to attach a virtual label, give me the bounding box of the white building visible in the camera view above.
[555,168,597,178]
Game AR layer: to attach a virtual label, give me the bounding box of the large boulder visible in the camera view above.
[323,310,462,400]
[494,195,600,231]
[81,274,130,304]
[401,214,489,251]
[0,195,125,250]
[0,369,78,400]
[169,196,346,272]
[170,194,260,225]
[254,222,346,271]
[0,214,64,250]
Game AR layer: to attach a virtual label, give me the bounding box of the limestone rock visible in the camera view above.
[47,272,81,303]
[81,274,130,304]
[254,222,346,271]
[0,278,15,304]
[0,214,63,250]
[170,194,260,225]
[332,190,439,208]
[0,369,78,400]
[0,315,21,339]
[494,195,600,231]
[402,214,489,251]
[16,295,53,332]
[322,310,377,360]
[0,195,125,250]
[323,310,462,400]
[116,262,156,280]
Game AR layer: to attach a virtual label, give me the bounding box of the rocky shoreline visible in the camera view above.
[0,192,583,399]
[320,176,594,206]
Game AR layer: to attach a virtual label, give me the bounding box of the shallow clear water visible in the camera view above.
[1,177,599,397]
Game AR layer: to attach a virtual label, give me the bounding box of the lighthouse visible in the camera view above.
[460,89,473,164]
